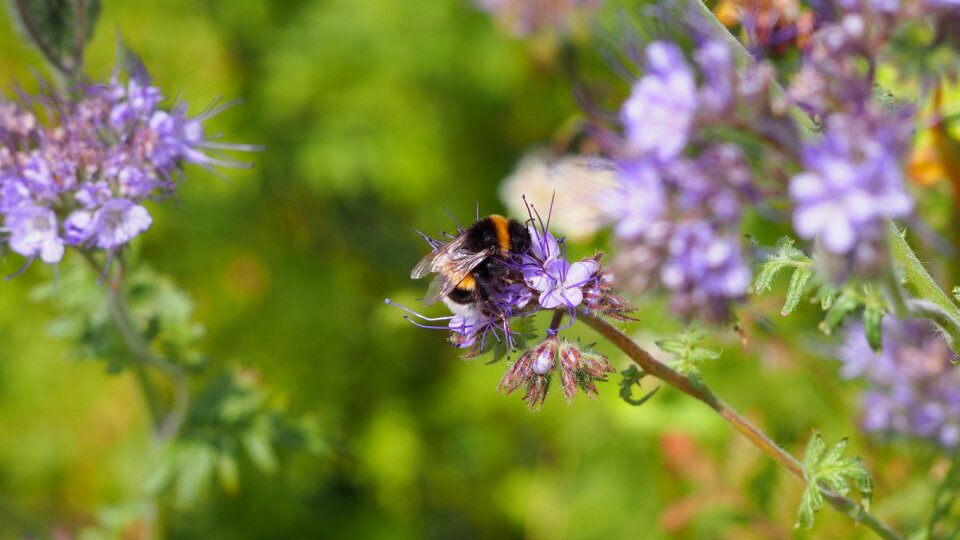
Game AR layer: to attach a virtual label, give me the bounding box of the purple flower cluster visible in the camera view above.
[620,41,737,162]
[597,39,769,323]
[838,318,960,450]
[0,66,253,268]
[787,11,914,279]
[790,113,912,277]
[603,143,756,322]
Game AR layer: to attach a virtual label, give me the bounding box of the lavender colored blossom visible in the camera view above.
[838,318,960,450]
[621,42,698,161]
[520,224,600,311]
[0,64,254,268]
[790,112,912,275]
[601,145,756,322]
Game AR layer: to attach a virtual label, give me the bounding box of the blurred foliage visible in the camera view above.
[0,0,957,539]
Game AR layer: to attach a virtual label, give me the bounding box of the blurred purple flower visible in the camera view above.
[601,145,755,322]
[838,318,960,451]
[0,63,255,269]
[6,205,64,263]
[621,42,698,161]
[790,113,912,275]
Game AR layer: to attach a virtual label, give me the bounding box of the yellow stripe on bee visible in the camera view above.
[457,274,476,290]
[489,214,511,253]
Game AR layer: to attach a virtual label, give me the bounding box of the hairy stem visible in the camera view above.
[82,253,189,441]
[888,223,960,348]
[578,312,903,540]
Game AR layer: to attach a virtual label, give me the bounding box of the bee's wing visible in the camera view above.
[410,234,469,279]
[420,247,495,306]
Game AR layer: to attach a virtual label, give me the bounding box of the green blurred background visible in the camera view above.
[0,1,948,538]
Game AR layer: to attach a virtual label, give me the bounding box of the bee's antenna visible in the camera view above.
[476,201,480,222]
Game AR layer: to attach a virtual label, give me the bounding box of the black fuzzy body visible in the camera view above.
[446,215,531,306]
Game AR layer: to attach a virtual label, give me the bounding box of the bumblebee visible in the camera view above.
[411,214,531,315]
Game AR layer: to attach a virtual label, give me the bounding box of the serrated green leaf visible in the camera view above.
[656,328,719,376]
[752,237,813,296]
[654,338,686,356]
[823,437,849,464]
[795,488,817,529]
[782,268,813,315]
[797,431,874,530]
[803,431,826,475]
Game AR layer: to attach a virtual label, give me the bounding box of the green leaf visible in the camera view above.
[656,328,721,376]
[863,307,884,352]
[243,431,278,473]
[751,237,812,295]
[618,365,659,406]
[782,267,814,316]
[6,0,101,74]
[819,291,860,335]
[796,431,874,530]
[217,452,240,494]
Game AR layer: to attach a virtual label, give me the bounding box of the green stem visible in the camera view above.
[887,223,960,347]
[926,453,960,539]
[578,312,903,540]
[83,253,189,441]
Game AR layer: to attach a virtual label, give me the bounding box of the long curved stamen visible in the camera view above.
[385,298,455,321]
[403,315,454,331]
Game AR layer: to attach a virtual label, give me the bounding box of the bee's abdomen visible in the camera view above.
[448,273,477,304]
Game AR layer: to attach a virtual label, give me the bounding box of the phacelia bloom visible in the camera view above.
[621,42,698,161]
[391,200,633,409]
[790,112,912,277]
[0,62,255,269]
[474,0,603,37]
[838,318,960,450]
[601,145,756,322]
[498,338,613,410]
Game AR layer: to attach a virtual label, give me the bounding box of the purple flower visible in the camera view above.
[621,42,697,161]
[109,76,162,130]
[694,40,735,115]
[790,113,912,269]
[526,257,599,309]
[90,199,153,250]
[838,318,960,451]
[6,205,64,263]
